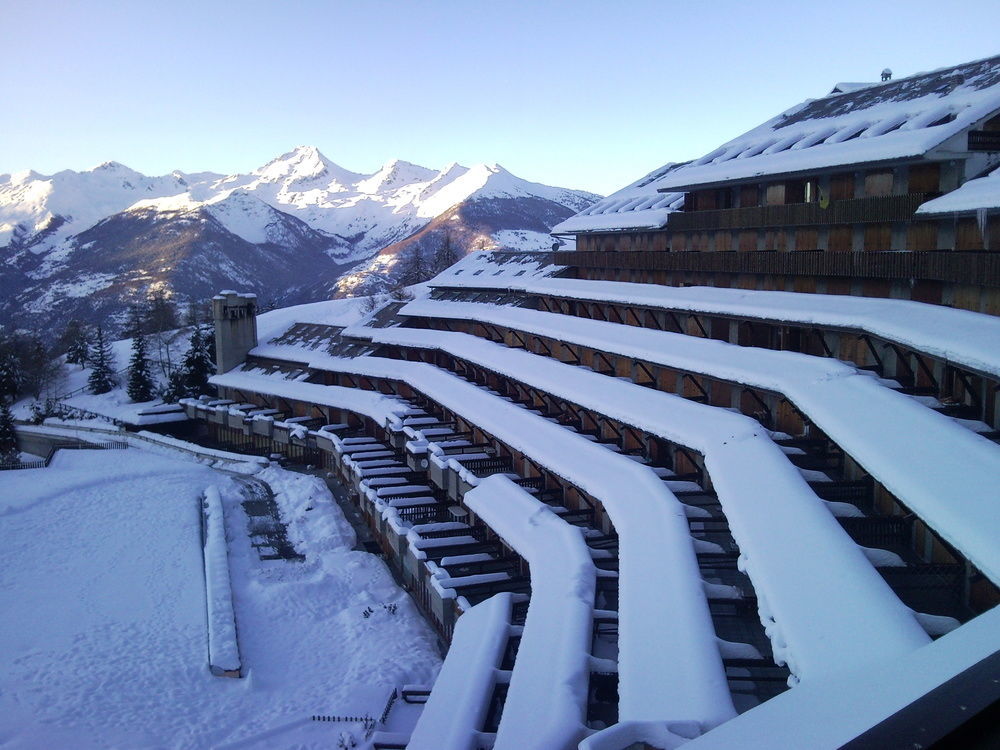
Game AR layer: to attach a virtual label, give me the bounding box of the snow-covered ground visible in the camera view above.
[0,445,440,748]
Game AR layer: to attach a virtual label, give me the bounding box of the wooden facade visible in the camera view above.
[558,246,1000,316]
[560,142,1000,314]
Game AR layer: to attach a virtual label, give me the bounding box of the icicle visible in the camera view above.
[977,207,990,249]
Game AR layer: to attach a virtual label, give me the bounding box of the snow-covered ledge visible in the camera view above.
[465,475,596,750]
[202,485,241,678]
[427,274,1000,378]
[408,592,514,750]
[397,298,1000,587]
[207,370,411,431]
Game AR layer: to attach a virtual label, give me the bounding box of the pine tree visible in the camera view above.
[61,320,91,367]
[0,353,22,402]
[126,307,155,403]
[0,399,18,462]
[180,325,214,398]
[161,369,186,404]
[22,337,52,399]
[87,325,117,395]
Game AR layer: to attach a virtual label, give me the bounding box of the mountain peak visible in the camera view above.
[289,144,326,161]
[255,146,361,187]
[88,160,139,176]
[357,159,437,194]
[8,168,44,184]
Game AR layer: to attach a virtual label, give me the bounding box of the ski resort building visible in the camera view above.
[184,55,1000,749]
[555,54,1000,315]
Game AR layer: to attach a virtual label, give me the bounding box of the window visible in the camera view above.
[786,180,817,204]
[927,113,956,127]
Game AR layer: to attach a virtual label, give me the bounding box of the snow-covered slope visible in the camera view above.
[0,162,220,250]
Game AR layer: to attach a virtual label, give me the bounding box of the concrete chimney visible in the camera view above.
[212,291,258,374]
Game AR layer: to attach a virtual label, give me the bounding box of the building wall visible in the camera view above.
[569,264,1000,316]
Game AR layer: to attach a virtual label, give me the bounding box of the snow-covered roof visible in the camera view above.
[828,82,879,95]
[650,54,1000,191]
[917,164,1000,215]
[426,248,567,286]
[208,369,411,428]
[400,298,1000,585]
[680,604,1000,750]
[550,164,684,234]
[337,323,931,686]
[431,271,1000,378]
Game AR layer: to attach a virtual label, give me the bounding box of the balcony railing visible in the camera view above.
[668,193,932,232]
[968,130,1000,152]
[551,250,1000,287]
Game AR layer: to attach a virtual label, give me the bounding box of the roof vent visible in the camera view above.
[881,68,893,82]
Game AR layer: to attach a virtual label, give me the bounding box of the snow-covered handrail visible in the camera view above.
[15,421,269,469]
[208,370,411,430]
[332,326,930,685]
[428,274,1000,378]
[398,298,1000,585]
[408,593,513,750]
[464,475,595,749]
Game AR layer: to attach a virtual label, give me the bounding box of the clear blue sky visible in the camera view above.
[3,0,998,195]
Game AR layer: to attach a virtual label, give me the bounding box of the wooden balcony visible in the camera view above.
[668,193,932,232]
[968,130,1000,152]
[551,249,1000,287]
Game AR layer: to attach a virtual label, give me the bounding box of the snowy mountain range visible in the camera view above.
[0,146,598,336]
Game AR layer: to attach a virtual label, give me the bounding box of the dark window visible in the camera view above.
[786,180,816,204]
[927,113,956,127]
[715,188,734,209]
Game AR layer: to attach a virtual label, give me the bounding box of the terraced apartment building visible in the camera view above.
[185,55,1000,750]
[556,54,1000,315]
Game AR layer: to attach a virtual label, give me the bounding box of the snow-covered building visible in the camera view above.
[179,54,1000,750]
[554,54,1000,314]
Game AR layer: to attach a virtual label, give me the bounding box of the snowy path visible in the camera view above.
[0,448,440,749]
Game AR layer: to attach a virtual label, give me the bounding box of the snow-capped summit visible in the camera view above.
[356,159,438,194]
[250,145,363,190]
[90,160,140,175]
